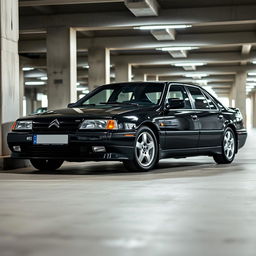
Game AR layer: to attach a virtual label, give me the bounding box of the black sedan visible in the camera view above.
[8,82,247,171]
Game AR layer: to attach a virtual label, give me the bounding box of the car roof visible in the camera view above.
[101,81,202,88]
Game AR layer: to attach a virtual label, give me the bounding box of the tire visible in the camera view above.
[123,126,159,171]
[213,127,236,164]
[30,159,64,171]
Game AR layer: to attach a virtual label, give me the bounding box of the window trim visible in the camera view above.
[185,84,218,111]
[200,89,219,111]
[165,83,193,110]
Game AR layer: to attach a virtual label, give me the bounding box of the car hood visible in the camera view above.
[20,105,158,120]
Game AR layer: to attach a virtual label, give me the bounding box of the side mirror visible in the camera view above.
[67,103,75,108]
[166,98,185,109]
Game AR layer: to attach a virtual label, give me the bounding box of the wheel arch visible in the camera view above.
[138,121,160,144]
[225,123,238,153]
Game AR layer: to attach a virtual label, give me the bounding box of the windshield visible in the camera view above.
[79,83,165,106]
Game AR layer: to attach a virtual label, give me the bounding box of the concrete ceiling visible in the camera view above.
[19,0,256,96]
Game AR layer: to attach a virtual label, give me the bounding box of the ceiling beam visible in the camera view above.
[19,52,256,69]
[19,32,256,53]
[19,0,123,7]
[19,5,256,31]
[134,65,256,76]
[158,76,235,83]
[77,32,256,50]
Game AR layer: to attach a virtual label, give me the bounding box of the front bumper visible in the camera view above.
[7,131,136,161]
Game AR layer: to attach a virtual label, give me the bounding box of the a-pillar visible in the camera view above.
[0,0,20,156]
[47,27,77,109]
[251,91,256,128]
[88,47,110,91]
[115,62,132,83]
[234,71,247,120]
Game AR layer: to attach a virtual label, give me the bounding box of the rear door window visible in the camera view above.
[187,86,210,109]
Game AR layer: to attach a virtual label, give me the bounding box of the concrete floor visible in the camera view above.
[0,130,256,256]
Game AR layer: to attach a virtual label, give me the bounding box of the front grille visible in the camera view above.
[33,118,81,133]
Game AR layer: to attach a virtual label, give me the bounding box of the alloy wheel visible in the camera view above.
[135,131,156,167]
[223,130,235,160]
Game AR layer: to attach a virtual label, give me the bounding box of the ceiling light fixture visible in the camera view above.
[156,46,198,51]
[134,24,192,30]
[184,73,208,78]
[40,76,48,80]
[248,72,256,76]
[77,87,87,91]
[22,67,34,71]
[25,81,45,86]
[246,83,256,88]
[194,79,208,84]
[173,62,205,67]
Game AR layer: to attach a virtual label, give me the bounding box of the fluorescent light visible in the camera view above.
[252,61,256,64]
[134,24,192,30]
[40,76,48,80]
[195,79,208,84]
[247,78,256,82]
[248,72,256,76]
[156,46,198,51]
[246,82,256,86]
[25,81,45,86]
[77,87,86,91]
[173,62,205,67]
[76,82,80,86]
[184,73,208,78]
[83,65,89,69]
[82,89,89,94]
[22,67,34,71]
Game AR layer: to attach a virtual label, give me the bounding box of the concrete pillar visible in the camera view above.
[234,71,247,120]
[88,47,110,91]
[133,74,144,81]
[252,91,256,128]
[47,27,77,110]
[0,0,20,155]
[229,84,236,107]
[19,65,24,116]
[115,62,132,83]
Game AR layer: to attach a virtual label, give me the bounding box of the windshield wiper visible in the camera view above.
[79,103,96,107]
[100,102,139,106]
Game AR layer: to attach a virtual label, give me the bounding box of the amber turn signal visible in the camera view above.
[106,120,117,130]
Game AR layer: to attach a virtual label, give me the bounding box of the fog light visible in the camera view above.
[92,146,106,153]
[13,146,21,152]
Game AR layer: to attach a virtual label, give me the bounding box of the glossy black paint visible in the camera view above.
[7,82,247,162]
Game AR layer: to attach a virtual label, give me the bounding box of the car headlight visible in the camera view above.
[12,120,32,130]
[123,122,136,130]
[79,120,118,130]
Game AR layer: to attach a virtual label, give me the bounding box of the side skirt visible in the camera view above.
[160,146,222,159]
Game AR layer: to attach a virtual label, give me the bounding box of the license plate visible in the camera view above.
[33,135,68,145]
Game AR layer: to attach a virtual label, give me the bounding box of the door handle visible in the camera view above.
[191,114,198,120]
[218,114,224,120]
